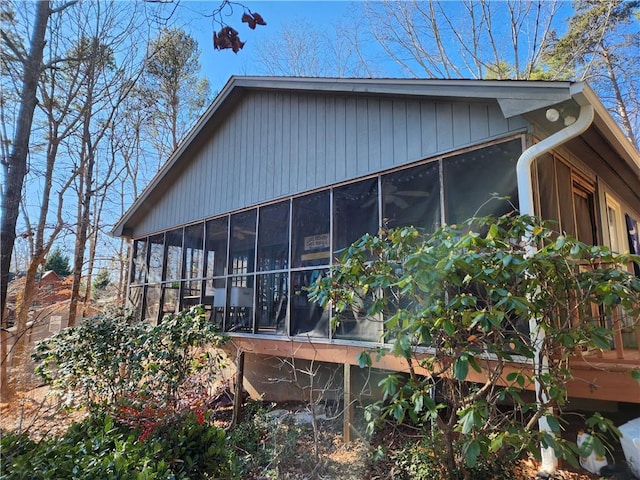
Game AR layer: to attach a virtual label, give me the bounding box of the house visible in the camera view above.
[113,77,640,409]
[5,270,70,326]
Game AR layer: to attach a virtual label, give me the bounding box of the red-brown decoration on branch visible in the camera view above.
[241,11,267,30]
[210,2,267,54]
[213,26,245,53]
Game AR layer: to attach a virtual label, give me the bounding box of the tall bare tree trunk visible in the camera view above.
[0,0,50,403]
[601,44,637,147]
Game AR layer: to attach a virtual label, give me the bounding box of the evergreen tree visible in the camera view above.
[141,27,211,164]
[544,0,639,146]
[44,247,71,276]
[93,268,111,291]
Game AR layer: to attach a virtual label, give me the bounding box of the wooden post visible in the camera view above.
[343,362,353,444]
[231,349,245,427]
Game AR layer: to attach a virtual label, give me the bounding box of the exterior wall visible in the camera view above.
[133,91,528,238]
[38,272,69,306]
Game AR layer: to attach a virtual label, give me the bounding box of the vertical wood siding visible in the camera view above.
[133,91,527,237]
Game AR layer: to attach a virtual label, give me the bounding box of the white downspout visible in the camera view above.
[516,103,594,475]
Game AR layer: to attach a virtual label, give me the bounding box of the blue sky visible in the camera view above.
[173,1,357,93]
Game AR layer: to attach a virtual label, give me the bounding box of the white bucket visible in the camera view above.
[577,431,608,474]
[619,418,640,479]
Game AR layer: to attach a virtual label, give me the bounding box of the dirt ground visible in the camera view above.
[0,387,631,480]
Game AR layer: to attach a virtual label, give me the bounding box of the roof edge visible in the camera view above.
[112,77,639,238]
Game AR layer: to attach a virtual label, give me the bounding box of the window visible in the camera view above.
[292,191,331,268]
[144,284,161,325]
[605,195,627,253]
[333,288,383,342]
[444,139,520,223]
[183,224,204,280]
[129,137,524,343]
[226,276,254,332]
[164,228,183,282]
[290,269,329,337]
[205,217,228,278]
[382,161,441,231]
[573,181,597,245]
[148,234,164,284]
[229,209,256,275]
[536,155,598,245]
[181,224,205,309]
[258,201,290,271]
[128,285,144,321]
[131,239,148,284]
[256,272,288,334]
[333,178,379,254]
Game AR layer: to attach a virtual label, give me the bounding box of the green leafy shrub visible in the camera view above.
[0,431,36,474]
[226,402,309,479]
[227,402,272,476]
[0,412,237,480]
[388,431,520,480]
[310,214,640,478]
[22,306,236,478]
[32,305,229,412]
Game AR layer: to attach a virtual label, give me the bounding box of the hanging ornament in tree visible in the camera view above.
[213,26,245,53]
[211,2,267,53]
[241,11,267,29]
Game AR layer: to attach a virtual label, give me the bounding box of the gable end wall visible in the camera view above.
[133,90,528,237]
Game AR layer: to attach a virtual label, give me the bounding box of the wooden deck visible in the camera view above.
[227,336,640,404]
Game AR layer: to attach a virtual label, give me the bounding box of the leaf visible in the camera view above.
[467,355,482,373]
[506,371,518,382]
[443,319,456,336]
[454,357,469,381]
[546,415,561,433]
[460,409,476,434]
[357,351,372,368]
[487,224,499,240]
[465,439,481,468]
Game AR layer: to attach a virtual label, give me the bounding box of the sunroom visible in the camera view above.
[113,77,640,404]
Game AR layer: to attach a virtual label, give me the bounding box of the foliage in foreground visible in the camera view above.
[310,214,640,479]
[32,305,229,414]
[0,401,318,480]
[0,411,235,480]
[13,305,239,478]
[382,429,520,480]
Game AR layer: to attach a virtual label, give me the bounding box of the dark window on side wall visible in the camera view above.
[573,182,597,245]
[292,191,330,268]
[258,201,290,271]
[333,178,379,254]
[291,269,329,338]
[382,161,440,231]
[444,139,520,224]
[229,210,256,274]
